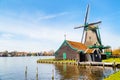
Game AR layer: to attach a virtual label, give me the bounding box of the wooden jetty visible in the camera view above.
[77,62,120,67]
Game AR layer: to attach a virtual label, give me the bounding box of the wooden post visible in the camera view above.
[76,59,79,66]
[52,69,54,80]
[113,61,116,68]
[103,62,104,68]
[89,62,92,74]
[79,62,80,66]
[36,66,38,80]
[84,62,86,67]
[25,66,27,80]
[89,62,91,68]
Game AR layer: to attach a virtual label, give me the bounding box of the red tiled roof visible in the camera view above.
[67,40,87,51]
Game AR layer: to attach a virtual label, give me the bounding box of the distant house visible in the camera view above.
[54,40,102,62]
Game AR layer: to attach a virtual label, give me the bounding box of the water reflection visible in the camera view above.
[54,64,118,80]
[36,66,38,80]
[25,66,27,80]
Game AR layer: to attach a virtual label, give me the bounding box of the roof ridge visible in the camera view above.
[66,40,87,51]
[66,40,83,44]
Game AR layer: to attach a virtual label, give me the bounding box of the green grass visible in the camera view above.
[103,58,120,80]
[102,58,120,63]
[104,70,120,80]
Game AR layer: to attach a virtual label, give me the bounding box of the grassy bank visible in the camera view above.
[104,70,120,80]
[103,58,120,80]
[37,59,76,63]
[102,58,120,63]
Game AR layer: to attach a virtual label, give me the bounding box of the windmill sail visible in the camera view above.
[81,4,89,43]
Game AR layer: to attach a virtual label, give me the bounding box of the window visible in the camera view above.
[89,36,92,41]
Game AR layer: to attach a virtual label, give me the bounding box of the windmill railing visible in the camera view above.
[88,45,111,49]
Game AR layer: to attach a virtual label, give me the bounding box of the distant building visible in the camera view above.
[16,52,28,56]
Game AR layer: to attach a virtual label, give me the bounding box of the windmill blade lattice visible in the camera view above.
[88,21,102,26]
[81,4,89,43]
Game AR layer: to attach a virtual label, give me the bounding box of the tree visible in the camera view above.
[2,50,8,57]
[112,48,120,55]
[48,50,54,56]
[43,51,48,56]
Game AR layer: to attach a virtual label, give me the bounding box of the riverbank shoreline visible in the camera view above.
[37,59,76,65]
[37,59,120,68]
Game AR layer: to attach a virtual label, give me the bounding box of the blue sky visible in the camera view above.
[0,0,120,52]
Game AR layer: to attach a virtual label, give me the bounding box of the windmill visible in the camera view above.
[73,4,112,61]
[74,4,110,51]
[74,4,102,47]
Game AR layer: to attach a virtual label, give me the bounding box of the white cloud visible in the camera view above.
[37,12,68,20]
[0,33,14,39]
[0,27,82,52]
[0,11,83,51]
[0,10,119,52]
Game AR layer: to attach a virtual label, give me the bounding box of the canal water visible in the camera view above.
[0,56,119,80]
